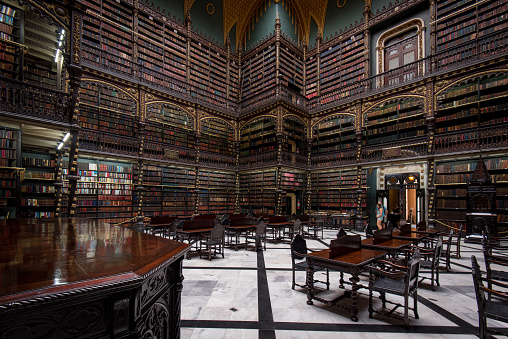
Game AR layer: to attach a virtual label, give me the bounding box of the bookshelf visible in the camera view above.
[310,169,366,215]
[82,0,133,74]
[0,3,20,79]
[436,74,508,134]
[305,55,318,99]
[283,118,306,153]
[280,171,305,191]
[161,166,196,216]
[145,103,195,148]
[228,58,239,101]
[435,159,476,230]
[79,82,137,138]
[137,163,162,216]
[163,25,187,83]
[477,0,508,38]
[72,159,133,223]
[200,119,235,156]
[240,118,277,157]
[311,115,356,154]
[365,97,425,145]
[436,0,477,52]
[279,43,303,93]
[484,157,508,234]
[239,170,277,215]
[197,169,235,215]
[320,33,365,100]
[241,44,277,99]
[137,11,164,80]
[20,152,56,218]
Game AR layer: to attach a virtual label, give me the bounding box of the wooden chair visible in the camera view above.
[245,221,267,251]
[306,218,324,239]
[369,249,421,328]
[365,224,374,238]
[199,223,225,261]
[284,219,301,241]
[482,236,508,285]
[290,234,329,290]
[417,236,443,291]
[336,227,347,238]
[471,255,508,339]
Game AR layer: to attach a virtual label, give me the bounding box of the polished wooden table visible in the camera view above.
[224,224,257,250]
[0,218,189,339]
[392,230,428,244]
[175,227,213,258]
[361,238,412,257]
[266,222,292,243]
[305,248,386,322]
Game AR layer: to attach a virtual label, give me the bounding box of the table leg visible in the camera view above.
[350,274,360,322]
[339,272,345,288]
[306,265,314,305]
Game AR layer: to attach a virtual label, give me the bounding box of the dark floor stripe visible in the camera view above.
[180,319,505,335]
[418,295,475,328]
[257,249,276,339]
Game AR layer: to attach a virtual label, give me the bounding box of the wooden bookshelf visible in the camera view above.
[365,97,425,145]
[20,152,56,218]
[436,0,477,52]
[82,0,134,74]
[279,42,303,93]
[161,166,196,216]
[145,103,195,148]
[240,118,276,157]
[241,44,277,100]
[436,74,508,134]
[312,115,355,154]
[200,119,235,156]
[0,3,20,79]
[197,169,235,215]
[310,169,365,215]
[79,81,137,138]
[305,55,317,99]
[239,170,277,215]
[283,118,306,153]
[320,33,365,100]
[484,157,508,235]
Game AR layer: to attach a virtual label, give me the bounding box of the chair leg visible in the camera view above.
[431,266,435,291]
[326,269,330,290]
[436,263,440,286]
[381,292,386,309]
[368,288,374,318]
[479,314,487,339]
[413,291,419,319]
[404,294,409,328]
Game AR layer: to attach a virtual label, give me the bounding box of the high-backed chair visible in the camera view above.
[306,218,324,239]
[417,236,443,291]
[199,223,225,261]
[290,234,329,290]
[284,219,301,241]
[482,236,508,286]
[245,221,267,251]
[336,227,347,238]
[369,249,421,328]
[471,255,508,339]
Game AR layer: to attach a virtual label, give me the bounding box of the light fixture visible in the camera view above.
[407,175,415,182]
[57,132,71,150]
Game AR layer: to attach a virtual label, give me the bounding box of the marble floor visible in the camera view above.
[179,228,507,339]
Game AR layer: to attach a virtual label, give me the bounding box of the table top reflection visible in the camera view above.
[0,218,189,301]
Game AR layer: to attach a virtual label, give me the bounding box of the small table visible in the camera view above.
[305,248,386,321]
[361,238,412,257]
[392,231,428,244]
[224,224,257,251]
[266,222,292,243]
[175,227,213,258]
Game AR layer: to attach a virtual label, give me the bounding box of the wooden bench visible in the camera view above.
[148,215,178,237]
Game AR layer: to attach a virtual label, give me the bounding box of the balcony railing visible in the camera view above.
[0,76,70,123]
[360,138,427,163]
[198,151,237,170]
[280,151,308,169]
[238,151,278,169]
[143,141,197,165]
[78,130,139,157]
[310,149,356,168]
[435,126,508,155]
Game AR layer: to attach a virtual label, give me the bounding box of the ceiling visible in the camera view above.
[183,0,373,48]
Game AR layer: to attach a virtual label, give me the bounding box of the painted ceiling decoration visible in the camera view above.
[183,0,372,49]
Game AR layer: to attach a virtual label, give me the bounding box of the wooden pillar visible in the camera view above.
[275,13,281,84]
[316,34,322,97]
[426,80,437,228]
[363,2,371,78]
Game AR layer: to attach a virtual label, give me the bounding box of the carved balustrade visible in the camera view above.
[78,130,139,157]
[143,141,196,165]
[238,151,278,170]
[280,151,308,169]
[310,149,356,169]
[0,76,70,122]
[198,151,237,170]
[360,138,427,163]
